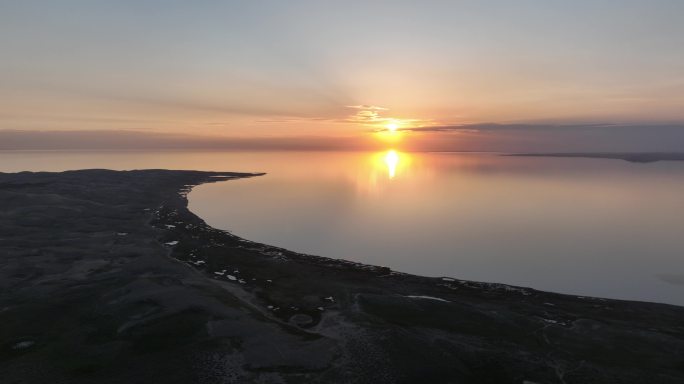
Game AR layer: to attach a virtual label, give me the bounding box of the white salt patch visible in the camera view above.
[441,277,455,282]
[226,275,237,281]
[116,232,128,236]
[165,225,176,229]
[164,241,179,246]
[317,307,324,311]
[214,271,225,276]
[406,295,450,303]
[324,296,334,302]
[12,341,34,349]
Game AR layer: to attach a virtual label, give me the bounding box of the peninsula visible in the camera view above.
[506,152,684,163]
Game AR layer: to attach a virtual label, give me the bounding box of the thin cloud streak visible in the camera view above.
[345,105,433,128]
[0,130,375,151]
[399,123,684,133]
[3,124,684,153]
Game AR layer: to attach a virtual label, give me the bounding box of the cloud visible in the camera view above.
[395,123,684,152]
[4,123,683,152]
[3,79,342,121]
[346,105,389,111]
[0,129,376,151]
[398,123,665,133]
[345,105,389,124]
[344,105,433,128]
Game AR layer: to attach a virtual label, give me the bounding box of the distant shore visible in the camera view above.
[1,169,683,383]
[506,152,684,163]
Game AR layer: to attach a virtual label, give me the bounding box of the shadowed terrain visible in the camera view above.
[1,169,683,383]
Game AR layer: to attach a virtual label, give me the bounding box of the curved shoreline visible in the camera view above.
[186,175,683,307]
[1,169,683,383]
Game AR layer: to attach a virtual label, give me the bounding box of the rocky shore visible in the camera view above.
[1,169,683,383]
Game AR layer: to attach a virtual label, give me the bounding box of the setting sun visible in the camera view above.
[386,123,398,132]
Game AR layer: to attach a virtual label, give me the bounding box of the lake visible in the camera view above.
[2,150,683,305]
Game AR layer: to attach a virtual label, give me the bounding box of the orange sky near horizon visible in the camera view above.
[2,2,684,151]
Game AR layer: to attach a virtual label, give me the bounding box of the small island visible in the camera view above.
[1,169,683,383]
[506,152,684,163]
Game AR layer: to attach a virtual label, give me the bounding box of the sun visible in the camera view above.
[386,122,398,132]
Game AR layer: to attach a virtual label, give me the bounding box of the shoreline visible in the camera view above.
[186,180,682,308]
[2,169,683,383]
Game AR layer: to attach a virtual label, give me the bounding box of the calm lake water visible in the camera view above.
[2,150,683,306]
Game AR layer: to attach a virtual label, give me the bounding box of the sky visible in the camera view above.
[1,1,684,151]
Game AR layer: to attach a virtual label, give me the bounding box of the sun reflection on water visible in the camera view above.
[354,150,414,195]
[384,150,399,179]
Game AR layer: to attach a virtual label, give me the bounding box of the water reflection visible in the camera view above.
[186,151,684,306]
[356,150,414,195]
[384,150,399,179]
